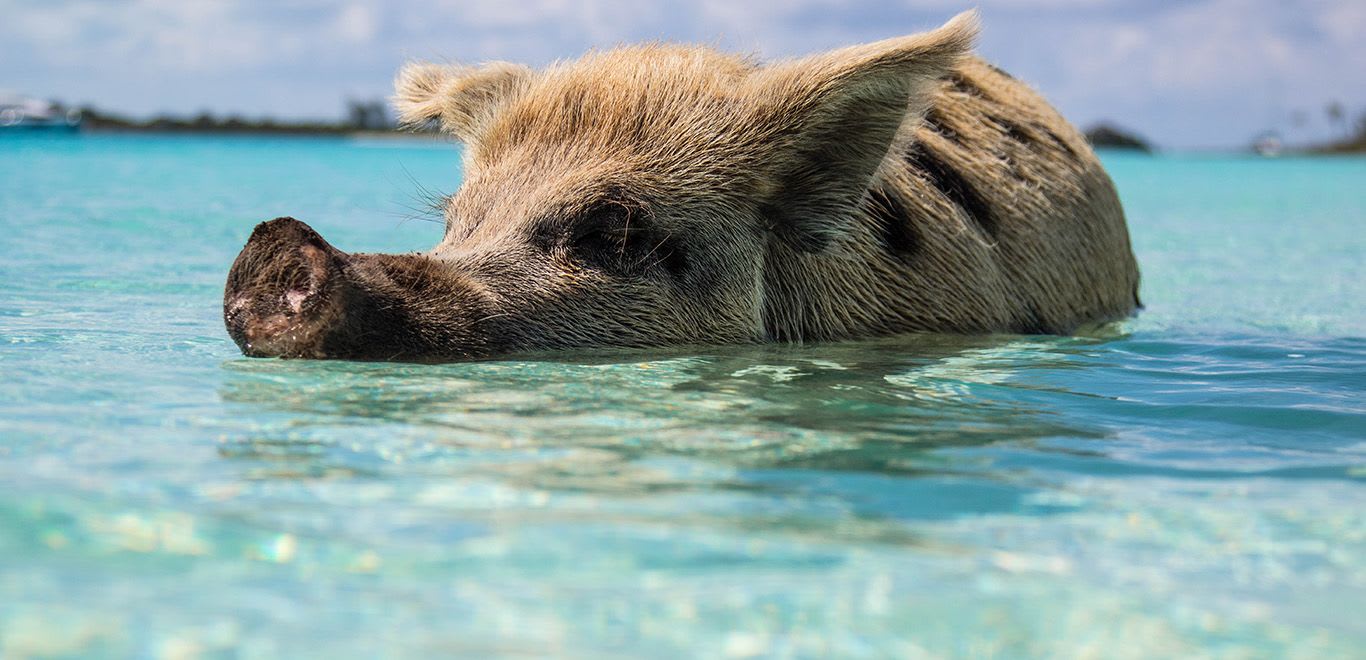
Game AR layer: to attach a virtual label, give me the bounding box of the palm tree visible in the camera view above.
[1326,101,1346,136]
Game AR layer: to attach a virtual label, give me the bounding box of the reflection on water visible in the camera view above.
[204,335,1125,573]
[215,335,1112,501]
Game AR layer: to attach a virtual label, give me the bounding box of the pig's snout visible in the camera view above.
[223,217,348,358]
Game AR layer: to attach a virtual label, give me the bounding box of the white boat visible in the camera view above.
[1251,132,1282,157]
[0,92,82,131]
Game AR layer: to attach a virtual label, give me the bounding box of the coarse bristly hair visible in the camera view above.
[224,11,1139,361]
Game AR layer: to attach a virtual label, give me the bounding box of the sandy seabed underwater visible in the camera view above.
[1,134,1363,657]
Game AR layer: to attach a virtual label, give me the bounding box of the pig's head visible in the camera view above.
[224,12,977,360]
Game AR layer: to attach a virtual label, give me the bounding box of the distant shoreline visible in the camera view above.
[9,122,1364,155]
[76,126,451,141]
[1307,134,1366,155]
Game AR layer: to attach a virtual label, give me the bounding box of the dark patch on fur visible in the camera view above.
[987,114,1031,146]
[986,63,1015,80]
[865,187,921,261]
[1041,126,1078,159]
[921,107,959,144]
[944,72,984,99]
[904,142,999,239]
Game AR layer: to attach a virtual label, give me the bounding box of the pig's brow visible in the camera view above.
[536,197,631,231]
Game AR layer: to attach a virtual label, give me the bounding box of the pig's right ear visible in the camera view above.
[393,61,532,143]
[747,11,978,252]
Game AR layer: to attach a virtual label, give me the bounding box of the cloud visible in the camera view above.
[993,0,1366,146]
[2,0,1362,147]
[332,3,378,44]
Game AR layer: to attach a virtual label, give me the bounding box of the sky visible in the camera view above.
[3,0,1364,150]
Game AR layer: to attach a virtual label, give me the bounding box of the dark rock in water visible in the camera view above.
[1084,123,1153,152]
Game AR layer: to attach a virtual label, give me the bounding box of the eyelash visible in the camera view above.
[572,226,625,253]
[569,208,631,263]
[566,205,685,277]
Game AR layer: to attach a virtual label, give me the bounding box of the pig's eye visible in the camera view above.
[572,228,619,255]
[569,205,630,256]
[566,203,684,279]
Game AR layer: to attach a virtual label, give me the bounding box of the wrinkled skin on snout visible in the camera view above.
[223,10,1140,361]
[224,217,504,359]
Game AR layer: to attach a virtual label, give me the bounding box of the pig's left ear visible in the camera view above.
[748,11,978,252]
[393,61,532,143]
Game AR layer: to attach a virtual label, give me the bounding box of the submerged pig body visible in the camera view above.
[224,12,1140,361]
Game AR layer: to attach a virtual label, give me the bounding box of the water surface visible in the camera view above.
[1,135,1363,657]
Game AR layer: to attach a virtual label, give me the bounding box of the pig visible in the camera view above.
[223,11,1140,361]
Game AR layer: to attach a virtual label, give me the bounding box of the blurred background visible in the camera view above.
[2,0,1364,152]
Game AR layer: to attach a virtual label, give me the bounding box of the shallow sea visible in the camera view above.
[1,134,1363,658]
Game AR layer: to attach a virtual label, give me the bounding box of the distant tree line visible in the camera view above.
[66,99,435,135]
[1308,101,1366,154]
[40,95,1366,153]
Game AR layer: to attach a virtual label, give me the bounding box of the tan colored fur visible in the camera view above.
[383,11,1137,351]
[762,57,1140,338]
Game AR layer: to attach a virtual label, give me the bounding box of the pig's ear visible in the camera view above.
[393,61,532,142]
[748,11,978,252]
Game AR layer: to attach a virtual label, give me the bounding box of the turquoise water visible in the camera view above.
[1,134,1363,657]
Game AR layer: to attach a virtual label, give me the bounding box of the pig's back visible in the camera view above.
[873,56,1141,334]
